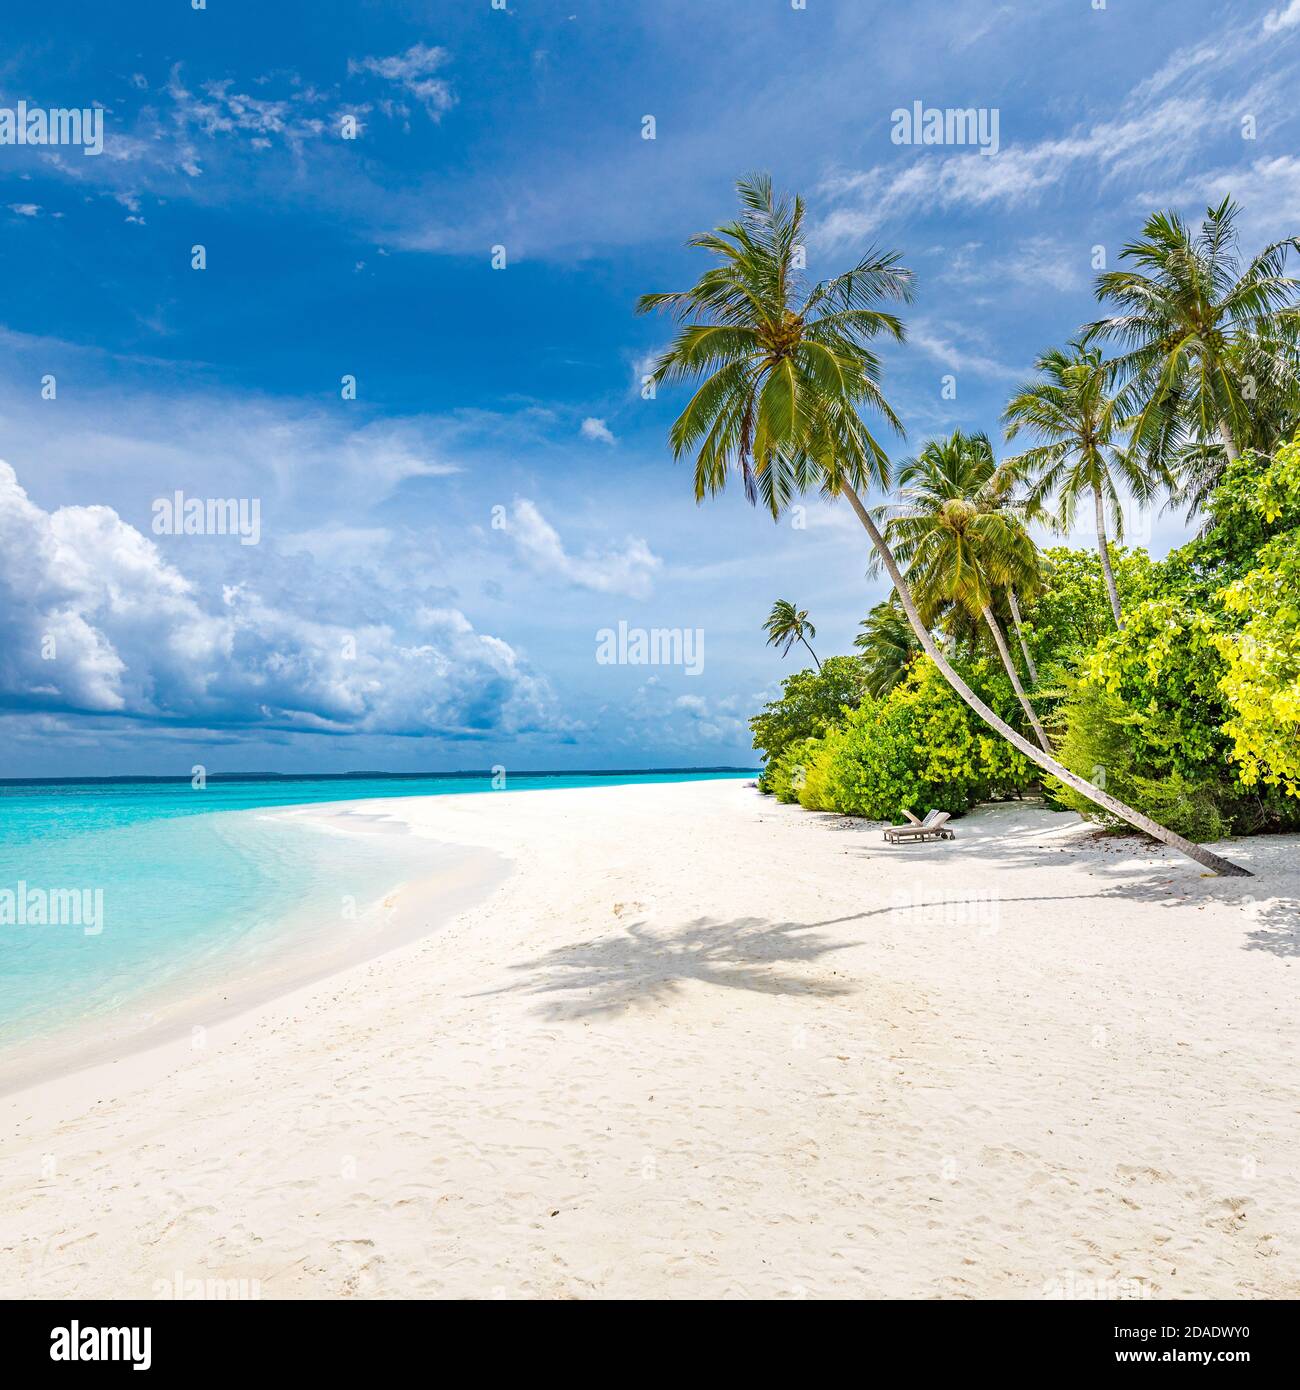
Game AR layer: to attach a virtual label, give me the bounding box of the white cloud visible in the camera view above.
[503,498,661,599]
[580,416,616,445]
[1142,155,1300,244]
[815,96,1226,248]
[0,371,463,514]
[935,236,1085,294]
[8,203,40,217]
[624,685,745,747]
[1264,1,1300,34]
[348,44,455,119]
[908,318,1022,383]
[0,461,554,738]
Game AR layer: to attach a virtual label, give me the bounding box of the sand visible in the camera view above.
[1,778,1297,1299]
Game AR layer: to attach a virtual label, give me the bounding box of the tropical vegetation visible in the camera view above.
[641,178,1300,875]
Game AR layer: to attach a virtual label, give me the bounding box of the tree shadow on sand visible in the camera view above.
[1242,899,1300,957]
[816,803,1300,955]
[474,914,861,1021]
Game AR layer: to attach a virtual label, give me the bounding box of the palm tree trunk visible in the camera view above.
[1094,483,1124,630]
[839,482,1251,877]
[1007,588,1039,684]
[800,636,822,672]
[1217,418,1240,464]
[981,604,1052,753]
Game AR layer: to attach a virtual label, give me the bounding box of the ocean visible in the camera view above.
[0,769,753,1088]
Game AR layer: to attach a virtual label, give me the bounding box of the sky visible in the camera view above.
[1,0,1298,778]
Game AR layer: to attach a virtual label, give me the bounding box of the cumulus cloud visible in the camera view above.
[0,461,553,739]
[617,685,744,747]
[502,498,661,599]
[348,44,455,119]
[580,416,616,445]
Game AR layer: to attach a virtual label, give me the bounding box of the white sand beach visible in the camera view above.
[2,778,1298,1300]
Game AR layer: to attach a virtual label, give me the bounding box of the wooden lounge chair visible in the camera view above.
[883,810,954,843]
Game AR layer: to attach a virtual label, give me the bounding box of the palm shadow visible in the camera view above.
[475,913,861,1021]
[1243,899,1300,957]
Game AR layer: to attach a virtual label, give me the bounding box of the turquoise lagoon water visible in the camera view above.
[0,770,753,1085]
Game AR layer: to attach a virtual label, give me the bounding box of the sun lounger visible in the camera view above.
[883,810,954,843]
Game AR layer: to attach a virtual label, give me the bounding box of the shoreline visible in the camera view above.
[2,779,1297,1299]
[0,799,508,1100]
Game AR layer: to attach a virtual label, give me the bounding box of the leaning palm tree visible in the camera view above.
[637,173,1249,876]
[1003,342,1156,630]
[854,597,919,697]
[879,431,1052,751]
[763,599,821,670]
[1084,198,1300,476]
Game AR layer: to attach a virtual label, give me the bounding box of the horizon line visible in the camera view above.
[0,766,759,787]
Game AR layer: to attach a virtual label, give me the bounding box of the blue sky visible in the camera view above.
[1,0,1298,777]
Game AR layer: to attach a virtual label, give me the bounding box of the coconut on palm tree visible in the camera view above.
[763,599,821,670]
[638,173,1249,876]
[877,431,1052,751]
[1003,341,1158,629]
[1084,198,1300,487]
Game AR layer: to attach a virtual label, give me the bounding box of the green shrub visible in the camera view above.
[1214,439,1300,796]
[822,657,1034,821]
[750,656,868,776]
[1054,597,1300,838]
[768,737,821,804]
[1029,546,1161,670]
[797,728,844,811]
[1167,439,1300,599]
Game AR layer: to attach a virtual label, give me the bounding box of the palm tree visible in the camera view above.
[638,173,1249,876]
[1170,332,1300,516]
[1005,587,1039,684]
[979,444,1042,682]
[763,599,821,670]
[1084,198,1300,477]
[1003,342,1156,630]
[854,598,919,697]
[878,431,1052,751]
[636,172,909,517]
